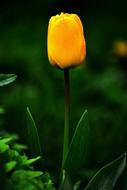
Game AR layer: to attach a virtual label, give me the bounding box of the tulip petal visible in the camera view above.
[47,13,86,69]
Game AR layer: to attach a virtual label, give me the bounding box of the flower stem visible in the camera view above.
[62,69,70,167]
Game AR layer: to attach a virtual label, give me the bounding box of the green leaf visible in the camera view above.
[10,170,55,190]
[0,74,17,86]
[0,142,9,153]
[63,110,89,178]
[59,170,73,190]
[25,156,41,165]
[6,161,17,172]
[26,107,45,170]
[10,170,44,190]
[0,137,15,144]
[73,181,81,190]
[13,143,27,152]
[84,153,126,190]
[42,173,55,190]
[20,155,41,166]
[11,169,43,180]
[9,149,20,159]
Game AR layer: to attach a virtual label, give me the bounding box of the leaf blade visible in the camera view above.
[63,110,89,178]
[84,153,126,190]
[0,74,17,86]
[26,107,45,170]
[59,170,73,190]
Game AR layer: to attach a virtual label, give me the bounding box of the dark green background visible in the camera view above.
[1,0,127,188]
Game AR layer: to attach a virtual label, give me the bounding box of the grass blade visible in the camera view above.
[26,107,45,170]
[0,74,17,86]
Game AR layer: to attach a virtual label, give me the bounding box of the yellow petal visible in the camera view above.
[47,13,86,69]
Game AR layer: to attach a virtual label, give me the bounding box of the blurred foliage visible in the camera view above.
[1,0,127,189]
[0,133,55,190]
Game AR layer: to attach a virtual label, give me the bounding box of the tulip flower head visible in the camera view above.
[47,13,86,69]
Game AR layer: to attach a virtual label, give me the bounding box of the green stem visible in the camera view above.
[62,69,70,167]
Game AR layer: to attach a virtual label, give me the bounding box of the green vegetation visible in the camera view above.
[0,133,55,190]
[1,1,127,189]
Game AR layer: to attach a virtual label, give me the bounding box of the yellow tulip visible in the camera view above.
[47,13,86,69]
